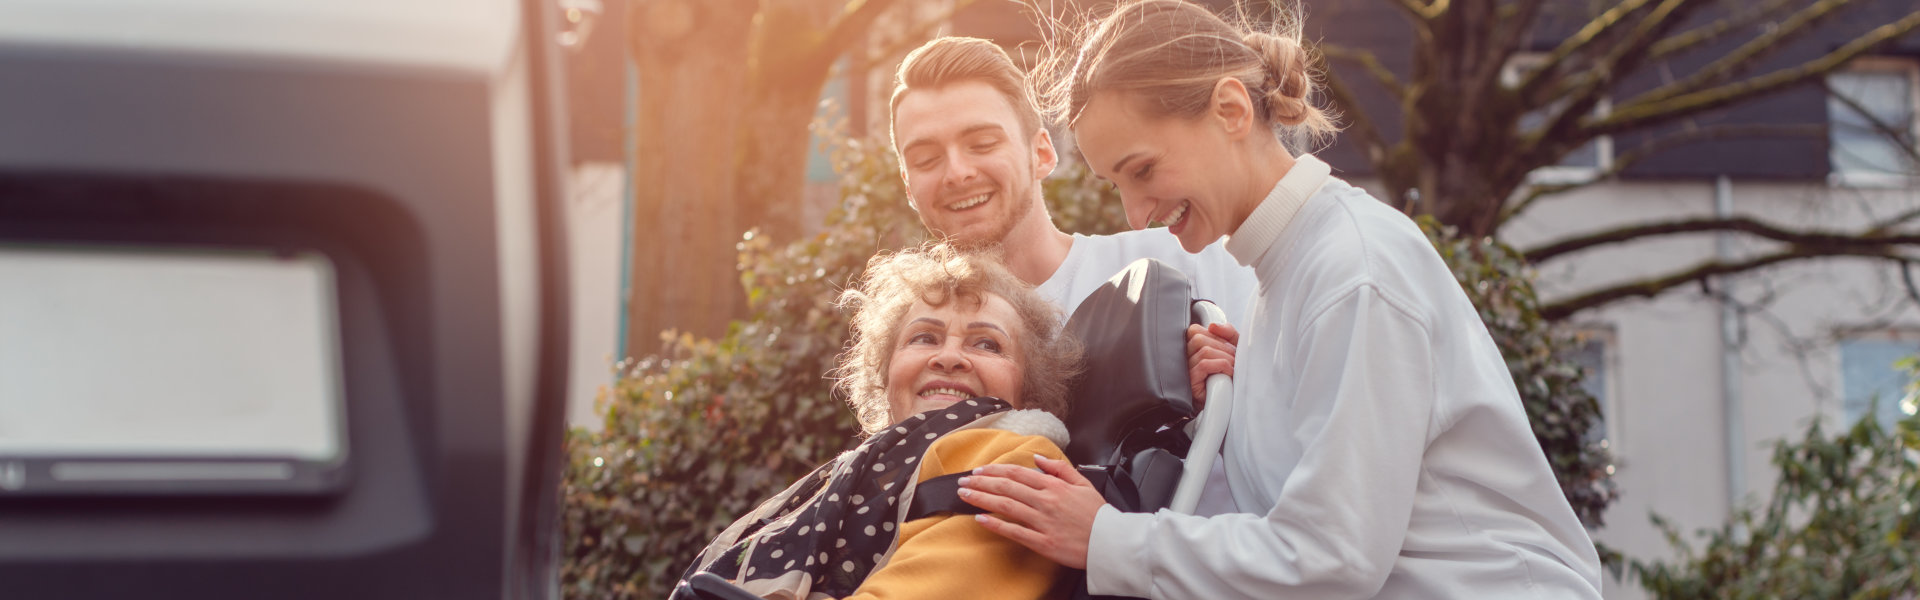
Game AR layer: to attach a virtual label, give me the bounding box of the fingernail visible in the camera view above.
[957,476,971,487]
[1033,454,1049,463]
[974,514,989,524]
[957,488,971,498]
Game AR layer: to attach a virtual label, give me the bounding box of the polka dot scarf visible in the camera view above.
[676,398,1011,599]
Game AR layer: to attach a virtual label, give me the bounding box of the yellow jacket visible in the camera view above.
[847,428,1073,600]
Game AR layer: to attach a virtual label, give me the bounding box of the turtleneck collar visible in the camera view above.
[1225,153,1331,267]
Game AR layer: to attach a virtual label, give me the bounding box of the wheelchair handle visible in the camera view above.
[1171,300,1234,514]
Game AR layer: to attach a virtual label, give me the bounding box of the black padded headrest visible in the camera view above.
[1061,258,1197,466]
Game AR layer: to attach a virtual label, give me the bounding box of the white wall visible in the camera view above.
[1503,178,1920,599]
[565,161,627,431]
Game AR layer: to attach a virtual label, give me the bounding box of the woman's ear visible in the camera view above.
[1210,77,1255,139]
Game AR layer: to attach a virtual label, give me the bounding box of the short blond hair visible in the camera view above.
[834,243,1082,434]
[889,37,1046,147]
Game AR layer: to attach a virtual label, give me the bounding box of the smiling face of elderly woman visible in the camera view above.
[882,293,1026,423]
[835,244,1079,435]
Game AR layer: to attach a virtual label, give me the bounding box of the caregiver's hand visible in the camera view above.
[1187,322,1239,409]
[957,454,1104,570]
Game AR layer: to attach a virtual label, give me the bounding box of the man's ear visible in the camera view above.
[1210,77,1255,139]
[1031,127,1059,178]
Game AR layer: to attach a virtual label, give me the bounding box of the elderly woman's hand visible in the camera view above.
[956,455,1105,569]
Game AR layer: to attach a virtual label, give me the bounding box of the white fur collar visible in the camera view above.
[981,409,1070,448]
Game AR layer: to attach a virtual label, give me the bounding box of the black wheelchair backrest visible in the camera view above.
[1062,258,1198,467]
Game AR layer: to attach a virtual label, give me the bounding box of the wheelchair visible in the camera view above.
[681,258,1234,600]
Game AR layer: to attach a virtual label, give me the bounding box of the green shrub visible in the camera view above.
[1632,386,1920,598]
[1043,159,1131,237]
[560,138,1618,598]
[558,137,923,600]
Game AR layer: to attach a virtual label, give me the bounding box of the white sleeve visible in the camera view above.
[1085,284,1435,599]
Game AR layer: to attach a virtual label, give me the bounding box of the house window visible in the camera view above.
[1827,58,1919,187]
[1568,327,1617,464]
[1505,53,1613,184]
[1837,332,1920,429]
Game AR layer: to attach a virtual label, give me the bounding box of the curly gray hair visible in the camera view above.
[834,243,1083,434]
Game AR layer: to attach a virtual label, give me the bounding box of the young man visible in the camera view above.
[887,38,1252,519]
[888,36,1256,335]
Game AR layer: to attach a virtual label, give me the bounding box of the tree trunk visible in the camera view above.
[1433,164,1510,238]
[625,0,757,353]
[736,0,846,246]
[736,81,831,246]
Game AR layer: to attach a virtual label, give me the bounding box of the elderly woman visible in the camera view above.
[673,243,1084,600]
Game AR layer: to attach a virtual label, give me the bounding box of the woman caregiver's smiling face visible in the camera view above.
[1074,88,1262,254]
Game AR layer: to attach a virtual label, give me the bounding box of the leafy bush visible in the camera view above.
[1043,159,1131,237]
[560,138,1618,598]
[1632,389,1919,598]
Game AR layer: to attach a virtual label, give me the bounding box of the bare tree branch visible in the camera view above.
[858,0,980,67]
[1320,44,1410,101]
[1318,57,1401,198]
[1523,0,1700,160]
[1866,206,1920,236]
[1500,124,1822,223]
[1448,0,1535,110]
[1502,6,1920,227]
[1541,248,1911,321]
[1393,0,1449,22]
[1525,216,1920,264]
[1327,0,1920,320]
[1826,79,1920,167]
[1484,0,1548,93]
[1597,8,1920,136]
[1647,0,1802,60]
[1518,0,1666,107]
[1632,0,1858,108]
[1901,261,1920,306]
[808,0,909,74]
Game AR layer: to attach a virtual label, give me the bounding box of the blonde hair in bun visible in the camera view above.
[1036,0,1337,150]
[1241,30,1336,135]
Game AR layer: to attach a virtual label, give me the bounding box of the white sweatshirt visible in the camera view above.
[1035,229,1257,329]
[1085,155,1603,599]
